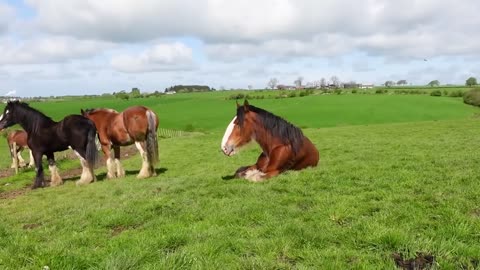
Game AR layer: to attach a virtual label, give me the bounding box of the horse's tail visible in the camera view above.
[85,125,99,168]
[146,110,159,165]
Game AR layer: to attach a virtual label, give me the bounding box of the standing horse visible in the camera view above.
[81,106,159,179]
[221,100,319,181]
[0,101,99,188]
[6,130,35,168]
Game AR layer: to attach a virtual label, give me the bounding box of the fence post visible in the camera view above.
[13,142,19,174]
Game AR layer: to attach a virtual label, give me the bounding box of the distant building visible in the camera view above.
[360,84,374,89]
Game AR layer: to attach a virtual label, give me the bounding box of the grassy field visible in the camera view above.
[0,90,480,269]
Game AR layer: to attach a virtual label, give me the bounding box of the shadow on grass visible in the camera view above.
[63,167,168,182]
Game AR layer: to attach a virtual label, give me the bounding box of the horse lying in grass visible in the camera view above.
[0,101,99,188]
[6,130,34,168]
[221,100,319,181]
[81,106,159,179]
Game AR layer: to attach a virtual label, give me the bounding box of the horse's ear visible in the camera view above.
[80,109,85,115]
[243,99,249,112]
[236,100,241,108]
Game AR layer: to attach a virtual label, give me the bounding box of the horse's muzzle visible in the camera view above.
[222,144,235,156]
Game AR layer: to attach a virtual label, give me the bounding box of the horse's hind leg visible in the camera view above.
[135,141,151,178]
[17,149,27,167]
[113,146,125,178]
[73,150,95,186]
[28,149,35,168]
[47,153,63,187]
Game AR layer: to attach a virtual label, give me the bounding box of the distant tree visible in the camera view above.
[330,76,340,87]
[267,78,278,89]
[466,77,478,86]
[384,81,395,87]
[130,87,142,98]
[320,78,326,88]
[428,80,440,87]
[397,80,408,86]
[294,76,304,88]
[248,85,253,90]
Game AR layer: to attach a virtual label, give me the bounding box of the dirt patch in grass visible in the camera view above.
[22,223,42,230]
[0,187,29,200]
[392,252,435,270]
[0,145,140,200]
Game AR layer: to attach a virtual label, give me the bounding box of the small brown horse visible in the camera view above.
[221,100,319,181]
[81,106,159,179]
[7,130,35,168]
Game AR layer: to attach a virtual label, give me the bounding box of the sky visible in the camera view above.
[0,0,479,97]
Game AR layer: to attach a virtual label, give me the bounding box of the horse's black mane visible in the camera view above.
[237,104,305,153]
[8,101,55,134]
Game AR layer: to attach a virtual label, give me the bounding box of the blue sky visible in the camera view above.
[0,0,479,97]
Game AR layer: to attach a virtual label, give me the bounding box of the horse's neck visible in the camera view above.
[17,110,56,134]
[252,125,275,152]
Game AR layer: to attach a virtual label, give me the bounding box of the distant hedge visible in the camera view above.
[463,89,480,107]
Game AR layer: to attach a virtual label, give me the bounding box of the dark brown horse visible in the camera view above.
[81,106,159,179]
[221,100,319,181]
[0,101,99,188]
[6,130,35,168]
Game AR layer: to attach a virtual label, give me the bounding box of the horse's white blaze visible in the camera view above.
[221,117,236,149]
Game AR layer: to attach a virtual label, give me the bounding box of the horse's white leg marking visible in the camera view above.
[49,164,63,187]
[10,157,16,169]
[74,151,94,186]
[106,157,116,179]
[244,169,266,182]
[115,158,125,178]
[135,141,150,178]
[28,150,35,168]
[17,153,26,167]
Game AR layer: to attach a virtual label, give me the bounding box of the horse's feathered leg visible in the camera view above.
[47,153,63,187]
[245,147,290,182]
[235,152,269,178]
[102,144,117,179]
[17,150,27,167]
[73,150,95,186]
[113,145,125,178]
[28,149,35,168]
[135,141,150,178]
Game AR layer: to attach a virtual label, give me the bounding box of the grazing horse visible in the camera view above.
[7,130,35,168]
[0,101,99,188]
[81,106,159,179]
[221,100,319,182]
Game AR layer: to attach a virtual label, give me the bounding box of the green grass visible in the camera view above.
[0,91,480,269]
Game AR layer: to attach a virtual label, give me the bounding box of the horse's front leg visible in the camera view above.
[235,152,269,178]
[47,153,63,187]
[244,147,289,182]
[113,145,125,178]
[32,151,45,189]
[101,144,116,179]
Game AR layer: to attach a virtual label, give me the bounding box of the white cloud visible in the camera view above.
[4,90,17,96]
[0,36,113,65]
[110,42,194,73]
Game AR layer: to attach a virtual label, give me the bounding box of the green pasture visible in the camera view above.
[0,90,479,269]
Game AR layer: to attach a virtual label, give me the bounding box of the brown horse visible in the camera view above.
[7,130,35,168]
[81,106,159,179]
[221,100,319,181]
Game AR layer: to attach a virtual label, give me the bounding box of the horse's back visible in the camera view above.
[122,106,158,140]
[293,136,319,170]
